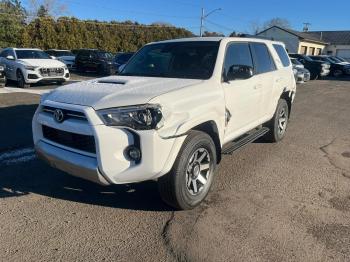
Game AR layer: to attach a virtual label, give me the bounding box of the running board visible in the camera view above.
[221,127,270,155]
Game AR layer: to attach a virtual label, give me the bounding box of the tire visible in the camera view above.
[264,99,289,143]
[311,73,319,80]
[17,70,30,89]
[158,130,217,210]
[333,69,343,78]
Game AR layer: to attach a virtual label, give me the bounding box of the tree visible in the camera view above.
[36,4,48,17]
[202,31,224,37]
[0,0,26,47]
[263,18,291,30]
[28,0,67,18]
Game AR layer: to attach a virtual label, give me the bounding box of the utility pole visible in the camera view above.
[199,7,222,37]
[200,8,204,37]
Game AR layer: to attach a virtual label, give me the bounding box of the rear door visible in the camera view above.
[250,42,277,119]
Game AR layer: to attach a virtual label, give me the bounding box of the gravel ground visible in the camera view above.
[0,78,350,262]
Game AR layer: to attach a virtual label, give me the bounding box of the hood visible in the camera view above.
[45,76,203,110]
[18,59,66,68]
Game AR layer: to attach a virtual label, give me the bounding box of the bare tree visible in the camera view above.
[250,17,291,35]
[263,18,291,30]
[28,0,68,18]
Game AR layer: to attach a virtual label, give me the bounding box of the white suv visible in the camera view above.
[33,37,296,210]
[0,48,70,88]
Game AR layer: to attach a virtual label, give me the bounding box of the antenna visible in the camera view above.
[303,22,311,32]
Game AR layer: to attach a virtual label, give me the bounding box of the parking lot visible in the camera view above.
[1,76,350,261]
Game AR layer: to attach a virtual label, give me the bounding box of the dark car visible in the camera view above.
[310,55,350,77]
[75,49,117,75]
[0,64,6,87]
[291,58,311,83]
[289,54,330,80]
[114,52,134,73]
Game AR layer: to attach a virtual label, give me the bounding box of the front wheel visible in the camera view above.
[333,69,343,77]
[158,131,217,210]
[264,99,289,142]
[17,70,30,88]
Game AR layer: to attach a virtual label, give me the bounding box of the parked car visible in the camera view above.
[291,58,311,83]
[114,52,134,73]
[45,49,76,70]
[33,38,296,210]
[0,64,5,87]
[75,49,117,75]
[334,56,350,64]
[289,53,330,80]
[0,48,70,88]
[310,55,350,77]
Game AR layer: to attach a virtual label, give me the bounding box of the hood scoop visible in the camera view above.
[97,79,127,85]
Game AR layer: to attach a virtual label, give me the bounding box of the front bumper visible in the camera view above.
[36,140,110,185]
[32,101,186,185]
[25,68,70,84]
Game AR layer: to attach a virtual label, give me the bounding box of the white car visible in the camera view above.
[46,49,76,70]
[33,37,296,210]
[0,48,70,88]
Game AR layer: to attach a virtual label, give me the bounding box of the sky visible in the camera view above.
[22,0,350,35]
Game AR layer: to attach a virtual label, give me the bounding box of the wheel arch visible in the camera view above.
[280,90,293,118]
[191,121,222,163]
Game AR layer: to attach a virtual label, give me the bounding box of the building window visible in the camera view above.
[309,47,315,55]
[300,46,307,55]
[316,48,322,55]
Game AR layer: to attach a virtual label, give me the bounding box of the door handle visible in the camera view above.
[275,77,283,83]
[254,84,263,89]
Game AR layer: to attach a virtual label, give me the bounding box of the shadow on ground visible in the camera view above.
[0,104,171,212]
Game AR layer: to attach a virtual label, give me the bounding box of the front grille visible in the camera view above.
[42,125,96,154]
[40,68,64,77]
[42,106,87,121]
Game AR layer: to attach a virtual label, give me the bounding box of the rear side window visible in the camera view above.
[273,44,290,67]
[250,43,276,74]
[223,42,254,78]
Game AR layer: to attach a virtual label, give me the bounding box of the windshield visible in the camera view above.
[54,51,74,57]
[329,56,342,63]
[16,50,51,59]
[120,41,220,79]
[335,56,347,62]
[98,52,114,59]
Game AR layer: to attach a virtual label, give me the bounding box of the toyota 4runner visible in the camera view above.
[33,37,296,210]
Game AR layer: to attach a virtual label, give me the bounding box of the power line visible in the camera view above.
[205,19,234,33]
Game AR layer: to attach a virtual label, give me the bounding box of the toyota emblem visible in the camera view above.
[53,109,65,123]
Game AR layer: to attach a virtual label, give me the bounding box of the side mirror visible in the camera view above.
[50,56,57,60]
[6,55,15,60]
[225,65,253,82]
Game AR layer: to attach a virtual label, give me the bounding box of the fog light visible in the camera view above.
[125,146,141,162]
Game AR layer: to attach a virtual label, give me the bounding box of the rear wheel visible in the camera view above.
[264,99,289,142]
[333,69,343,77]
[17,70,30,89]
[158,131,217,210]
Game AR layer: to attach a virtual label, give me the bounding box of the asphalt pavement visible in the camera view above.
[0,77,350,261]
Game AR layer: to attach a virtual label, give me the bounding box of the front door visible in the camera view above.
[221,42,262,142]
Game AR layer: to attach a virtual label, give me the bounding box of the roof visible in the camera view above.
[257,26,327,44]
[152,36,284,45]
[303,31,350,45]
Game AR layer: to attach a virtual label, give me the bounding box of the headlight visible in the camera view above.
[25,65,38,71]
[97,105,164,130]
[0,65,4,71]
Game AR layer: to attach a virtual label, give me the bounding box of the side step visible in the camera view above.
[221,127,270,155]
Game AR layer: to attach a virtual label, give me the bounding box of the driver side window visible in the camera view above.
[223,43,254,81]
